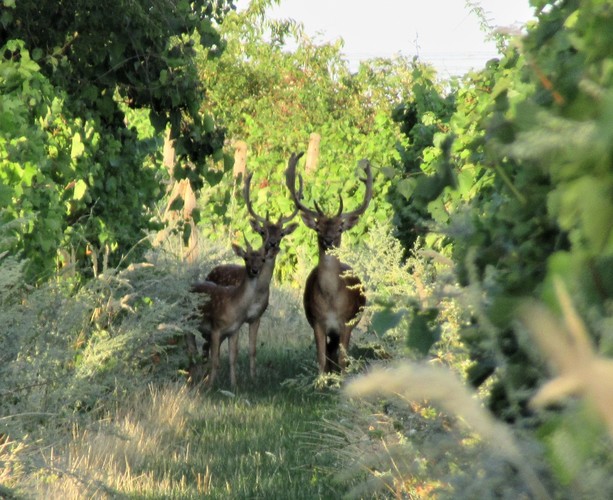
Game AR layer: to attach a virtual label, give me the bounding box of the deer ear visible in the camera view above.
[249,219,266,236]
[300,212,318,230]
[282,222,299,236]
[231,243,245,258]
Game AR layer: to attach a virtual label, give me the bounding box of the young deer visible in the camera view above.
[285,152,373,373]
[204,171,299,379]
[187,241,270,389]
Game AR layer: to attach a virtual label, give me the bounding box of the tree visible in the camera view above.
[0,0,232,280]
[194,0,416,281]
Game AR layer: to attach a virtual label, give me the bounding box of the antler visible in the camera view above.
[244,167,302,226]
[285,152,317,217]
[243,171,267,224]
[340,159,373,220]
[278,174,301,224]
[287,153,372,219]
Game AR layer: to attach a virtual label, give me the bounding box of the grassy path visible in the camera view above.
[10,289,351,499]
[186,379,339,499]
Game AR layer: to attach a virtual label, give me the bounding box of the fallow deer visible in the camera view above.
[187,241,270,389]
[204,171,299,379]
[285,152,373,373]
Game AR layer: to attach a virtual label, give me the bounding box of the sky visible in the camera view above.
[234,0,535,77]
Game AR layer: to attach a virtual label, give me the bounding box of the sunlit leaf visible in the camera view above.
[73,179,88,201]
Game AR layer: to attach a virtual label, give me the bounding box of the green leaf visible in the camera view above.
[71,133,85,159]
[203,114,215,133]
[371,308,404,335]
[396,178,416,200]
[159,69,168,85]
[73,179,87,200]
[407,309,440,356]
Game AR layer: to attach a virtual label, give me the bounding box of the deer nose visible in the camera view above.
[322,238,335,249]
[247,268,259,277]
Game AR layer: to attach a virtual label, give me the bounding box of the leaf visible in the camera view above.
[396,178,416,200]
[168,197,184,211]
[71,132,85,159]
[73,179,87,201]
[203,114,215,133]
[407,309,441,356]
[371,308,404,335]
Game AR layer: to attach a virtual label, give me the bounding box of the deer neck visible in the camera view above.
[256,255,276,291]
[316,249,344,292]
[232,273,259,307]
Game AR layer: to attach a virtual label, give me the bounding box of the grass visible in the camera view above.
[7,226,585,499]
[3,285,349,499]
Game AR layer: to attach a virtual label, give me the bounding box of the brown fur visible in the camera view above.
[201,171,298,380]
[285,152,372,373]
[187,243,268,388]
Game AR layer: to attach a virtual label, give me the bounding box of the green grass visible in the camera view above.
[5,286,349,499]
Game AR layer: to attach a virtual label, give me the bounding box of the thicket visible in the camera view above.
[0,0,231,281]
[387,0,613,494]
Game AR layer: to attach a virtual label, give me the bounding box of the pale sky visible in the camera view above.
[234,0,535,76]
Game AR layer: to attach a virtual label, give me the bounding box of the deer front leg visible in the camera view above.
[339,327,352,372]
[313,324,327,374]
[228,332,239,389]
[205,331,221,389]
[248,318,260,379]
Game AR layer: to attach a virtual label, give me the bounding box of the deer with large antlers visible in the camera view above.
[203,171,299,380]
[187,240,271,389]
[285,152,373,373]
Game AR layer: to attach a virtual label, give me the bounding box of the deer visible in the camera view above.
[285,151,373,374]
[203,171,300,379]
[187,240,271,389]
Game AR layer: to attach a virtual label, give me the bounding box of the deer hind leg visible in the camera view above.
[228,332,239,389]
[205,332,221,389]
[326,330,341,373]
[186,332,205,384]
[248,318,260,379]
[313,323,328,373]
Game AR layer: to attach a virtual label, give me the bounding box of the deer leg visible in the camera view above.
[185,332,198,361]
[248,318,260,379]
[313,324,327,373]
[186,332,204,384]
[206,332,221,389]
[339,327,352,372]
[229,332,239,389]
[326,331,341,373]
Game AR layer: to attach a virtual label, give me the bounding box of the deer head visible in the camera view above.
[231,238,269,278]
[243,170,300,256]
[285,152,373,253]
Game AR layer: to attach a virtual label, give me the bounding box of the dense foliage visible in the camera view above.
[3,0,613,497]
[0,0,231,280]
[391,0,613,491]
[194,2,416,280]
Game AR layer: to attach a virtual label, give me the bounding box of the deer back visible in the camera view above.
[205,264,245,287]
[191,242,268,336]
